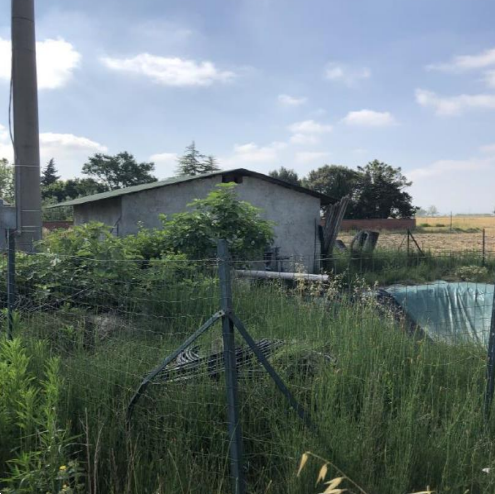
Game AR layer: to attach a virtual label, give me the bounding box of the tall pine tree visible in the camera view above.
[41,158,60,187]
[176,142,220,176]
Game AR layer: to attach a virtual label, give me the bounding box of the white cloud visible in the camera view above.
[479,143,495,154]
[483,69,495,88]
[290,133,319,145]
[0,124,12,161]
[408,157,490,181]
[295,151,330,164]
[0,125,106,177]
[39,133,107,176]
[150,152,178,167]
[416,88,495,116]
[278,94,307,107]
[288,120,333,134]
[324,62,370,86]
[0,37,81,89]
[231,141,286,164]
[342,109,396,127]
[427,47,495,72]
[101,53,235,86]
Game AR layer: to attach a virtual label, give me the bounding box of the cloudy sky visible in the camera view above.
[0,0,494,213]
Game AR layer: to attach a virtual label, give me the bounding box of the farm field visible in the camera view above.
[339,215,495,254]
[339,230,495,254]
[417,215,495,229]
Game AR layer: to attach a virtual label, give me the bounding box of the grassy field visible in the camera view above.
[2,275,495,493]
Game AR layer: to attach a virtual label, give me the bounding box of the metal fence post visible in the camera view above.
[482,228,486,267]
[7,229,15,340]
[485,279,495,420]
[217,239,245,494]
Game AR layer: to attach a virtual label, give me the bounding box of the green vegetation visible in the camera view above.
[332,249,494,285]
[271,160,417,218]
[1,278,495,493]
[176,141,220,176]
[2,183,495,492]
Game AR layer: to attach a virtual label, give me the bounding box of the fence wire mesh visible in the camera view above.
[2,248,495,493]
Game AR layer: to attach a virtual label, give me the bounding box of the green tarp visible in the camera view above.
[386,281,494,346]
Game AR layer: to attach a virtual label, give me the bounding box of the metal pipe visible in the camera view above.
[235,270,329,282]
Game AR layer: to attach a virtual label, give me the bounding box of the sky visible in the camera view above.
[0,0,495,214]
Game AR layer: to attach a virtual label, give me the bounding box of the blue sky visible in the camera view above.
[1,0,495,213]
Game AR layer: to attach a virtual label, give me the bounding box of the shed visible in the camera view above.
[50,168,333,272]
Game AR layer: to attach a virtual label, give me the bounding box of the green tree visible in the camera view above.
[0,158,14,204]
[157,183,274,259]
[268,167,301,186]
[82,152,157,190]
[176,142,220,176]
[304,165,361,217]
[304,161,416,219]
[353,160,417,218]
[204,155,220,173]
[42,178,107,202]
[41,158,60,187]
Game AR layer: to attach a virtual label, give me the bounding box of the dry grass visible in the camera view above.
[337,215,495,254]
[417,215,495,229]
[339,229,495,254]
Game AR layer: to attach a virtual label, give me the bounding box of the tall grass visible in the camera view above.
[331,249,495,285]
[1,276,495,493]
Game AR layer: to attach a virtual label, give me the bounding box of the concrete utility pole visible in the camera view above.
[11,0,42,251]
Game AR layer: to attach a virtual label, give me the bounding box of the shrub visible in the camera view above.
[0,340,83,493]
[128,183,275,260]
[5,223,143,307]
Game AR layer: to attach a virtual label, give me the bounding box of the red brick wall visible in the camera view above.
[339,218,416,231]
[43,221,73,231]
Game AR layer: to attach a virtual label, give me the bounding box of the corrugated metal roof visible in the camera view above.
[47,168,334,208]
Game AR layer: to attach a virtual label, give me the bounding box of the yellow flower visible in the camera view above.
[59,465,67,471]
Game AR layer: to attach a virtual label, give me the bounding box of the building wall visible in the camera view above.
[120,176,224,233]
[76,176,321,272]
[234,176,321,272]
[74,197,122,233]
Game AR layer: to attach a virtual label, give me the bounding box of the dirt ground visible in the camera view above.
[338,229,495,254]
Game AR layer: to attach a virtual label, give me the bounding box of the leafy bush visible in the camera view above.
[5,223,143,307]
[126,183,274,260]
[0,340,83,493]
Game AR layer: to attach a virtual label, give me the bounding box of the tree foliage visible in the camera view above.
[268,167,301,186]
[133,183,274,259]
[304,160,417,219]
[176,142,220,176]
[354,160,416,219]
[42,178,107,202]
[304,165,361,216]
[41,158,60,187]
[82,152,157,190]
[0,158,14,204]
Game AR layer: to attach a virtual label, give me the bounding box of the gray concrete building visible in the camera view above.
[51,169,333,272]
